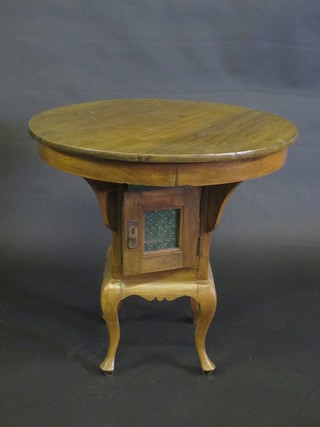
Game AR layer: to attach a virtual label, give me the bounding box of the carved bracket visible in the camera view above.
[201,182,241,233]
[85,179,122,232]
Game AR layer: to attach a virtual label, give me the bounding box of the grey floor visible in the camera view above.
[1,239,319,426]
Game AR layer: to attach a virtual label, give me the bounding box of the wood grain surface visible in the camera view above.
[29,99,297,163]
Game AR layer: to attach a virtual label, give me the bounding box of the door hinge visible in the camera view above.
[197,235,202,256]
[199,195,203,219]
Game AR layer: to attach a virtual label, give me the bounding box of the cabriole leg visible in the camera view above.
[195,279,217,375]
[100,280,122,375]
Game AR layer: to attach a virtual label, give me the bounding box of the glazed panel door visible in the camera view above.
[122,187,201,275]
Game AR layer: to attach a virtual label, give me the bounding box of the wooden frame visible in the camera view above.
[122,187,201,275]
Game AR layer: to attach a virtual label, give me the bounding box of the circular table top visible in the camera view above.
[29,99,297,164]
[29,99,297,186]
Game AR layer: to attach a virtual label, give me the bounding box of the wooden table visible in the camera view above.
[29,99,297,375]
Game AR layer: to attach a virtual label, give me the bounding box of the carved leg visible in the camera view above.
[190,298,199,325]
[195,280,217,375]
[100,279,123,375]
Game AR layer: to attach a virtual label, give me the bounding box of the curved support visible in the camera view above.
[202,182,241,232]
[195,280,217,374]
[198,183,241,280]
[85,179,121,231]
[100,280,123,374]
[100,249,217,375]
[100,279,217,374]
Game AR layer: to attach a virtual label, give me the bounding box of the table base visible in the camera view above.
[100,248,217,375]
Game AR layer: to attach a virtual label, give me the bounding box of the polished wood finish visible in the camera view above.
[100,248,217,374]
[79,180,250,374]
[122,187,201,275]
[28,99,297,375]
[38,144,288,186]
[29,99,297,163]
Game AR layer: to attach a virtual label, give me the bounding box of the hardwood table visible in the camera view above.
[29,99,297,375]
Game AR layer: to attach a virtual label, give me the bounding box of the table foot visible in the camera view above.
[101,369,114,376]
[202,368,216,376]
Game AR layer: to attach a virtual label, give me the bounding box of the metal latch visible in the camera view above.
[127,220,138,249]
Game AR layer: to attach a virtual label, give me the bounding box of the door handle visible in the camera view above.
[127,220,138,249]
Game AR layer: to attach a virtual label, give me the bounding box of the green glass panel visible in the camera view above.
[144,209,180,252]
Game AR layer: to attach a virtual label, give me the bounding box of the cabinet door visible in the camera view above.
[122,187,201,275]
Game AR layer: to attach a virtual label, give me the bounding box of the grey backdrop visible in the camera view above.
[1,1,319,426]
